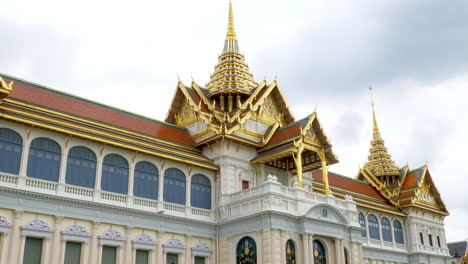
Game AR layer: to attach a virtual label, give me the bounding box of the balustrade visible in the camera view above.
[0,172,214,222]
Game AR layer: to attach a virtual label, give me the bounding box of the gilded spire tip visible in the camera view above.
[369,86,379,134]
[226,0,237,41]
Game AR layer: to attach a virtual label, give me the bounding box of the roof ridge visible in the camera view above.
[276,116,310,132]
[1,72,189,133]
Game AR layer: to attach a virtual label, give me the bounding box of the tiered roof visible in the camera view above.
[205,0,257,96]
[0,74,217,170]
[364,100,400,178]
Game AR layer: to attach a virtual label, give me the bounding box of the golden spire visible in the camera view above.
[226,0,237,40]
[370,87,381,140]
[206,0,257,97]
[364,87,400,179]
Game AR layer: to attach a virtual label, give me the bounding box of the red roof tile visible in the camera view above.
[6,76,195,146]
[312,170,386,200]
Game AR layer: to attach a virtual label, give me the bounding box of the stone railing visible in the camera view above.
[410,244,451,256]
[0,173,214,222]
[218,175,359,225]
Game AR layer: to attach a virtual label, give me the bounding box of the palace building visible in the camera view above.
[0,1,451,264]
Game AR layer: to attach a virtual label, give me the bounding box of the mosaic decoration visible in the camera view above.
[236,236,256,264]
[313,240,326,264]
[285,239,296,264]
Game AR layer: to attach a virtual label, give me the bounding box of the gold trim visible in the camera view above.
[0,111,218,171]
[5,98,201,153]
[399,204,448,216]
[2,105,212,162]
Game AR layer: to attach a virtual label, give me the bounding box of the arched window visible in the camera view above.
[344,248,349,264]
[163,168,186,205]
[134,161,159,200]
[313,240,326,264]
[359,212,367,238]
[65,146,96,188]
[191,174,211,209]
[393,220,404,244]
[27,137,61,182]
[381,217,392,242]
[285,239,296,264]
[101,154,129,194]
[236,237,256,264]
[368,214,380,240]
[0,128,23,174]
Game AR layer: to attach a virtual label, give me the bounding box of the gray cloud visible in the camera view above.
[332,111,365,146]
[0,18,79,89]
[253,0,468,104]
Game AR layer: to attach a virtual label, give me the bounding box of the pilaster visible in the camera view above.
[7,210,23,264]
[302,234,310,264]
[89,221,100,263]
[51,215,64,264]
[124,226,134,264]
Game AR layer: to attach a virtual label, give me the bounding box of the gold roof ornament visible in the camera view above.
[364,87,400,178]
[206,0,257,96]
[0,76,14,102]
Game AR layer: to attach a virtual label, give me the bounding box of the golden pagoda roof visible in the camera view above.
[364,89,400,177]
[206,0,257,96]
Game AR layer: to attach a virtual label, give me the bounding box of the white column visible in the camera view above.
[18,236,26,264]
[89,222,100,264]
[0,232,10,264]
[50,216,63,264]
[82,240,90,264]
[158,169,165,203]
[157,231,164,264]
[302,234,310,264]
[309,234,314,264]
[280,231,287,264]
[186,174,191,207]
[58,148,69,185]
[42,237,52,264]
[60,241,67,264]
[117,244,125,264]
[124,226,133,264]
[7,210,23,264]
[19,138,31,176]
[95,156,104,191]
[128,162,135,196]
[97,246,103,264]
[340,240,345,264]
[334,239,341,264]
[185,235,192,264]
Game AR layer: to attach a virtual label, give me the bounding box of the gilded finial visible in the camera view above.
[369,86,379,134]
[226,0,237,41]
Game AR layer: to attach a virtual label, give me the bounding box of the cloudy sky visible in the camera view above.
[1,0,467,241]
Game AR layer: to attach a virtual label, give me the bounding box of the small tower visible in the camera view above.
[364,89,400,186]
[205,0,258,112]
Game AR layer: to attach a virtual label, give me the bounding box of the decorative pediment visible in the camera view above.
[0,216,11,227]
[192,240,212,257]
[23,217,52,232]
[133,232,156,250]
[62,223,90,243]
[63,223,90,236]
[99,229,125,247]
[164,238,185,254]
[0,216,11,235]
[22,217,52,238]
[100,229,124,240]
[305,204,348,225]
